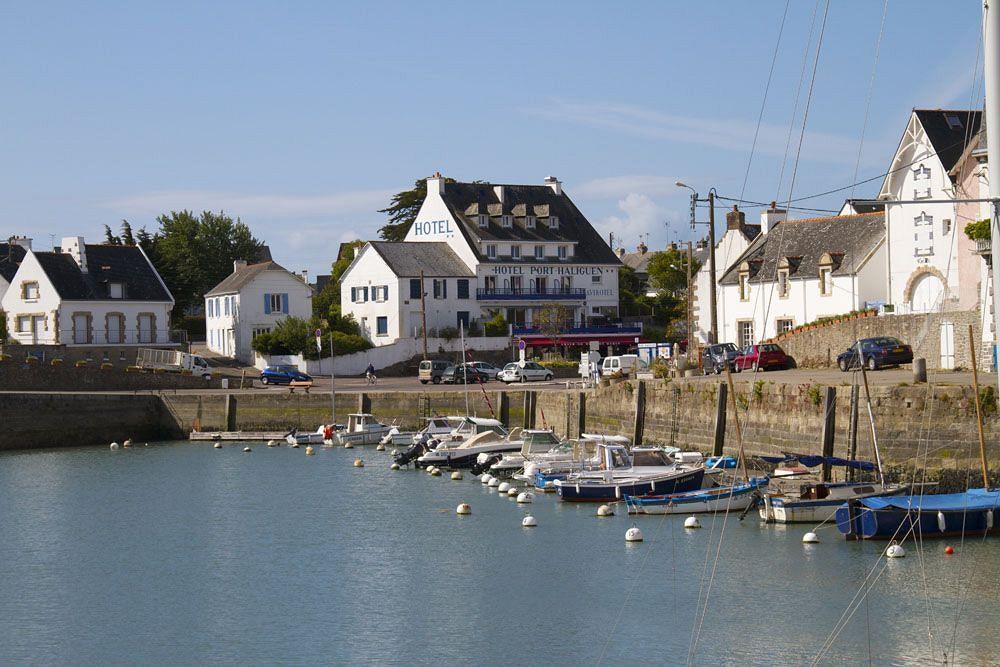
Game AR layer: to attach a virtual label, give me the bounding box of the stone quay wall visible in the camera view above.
[0,360,219,391]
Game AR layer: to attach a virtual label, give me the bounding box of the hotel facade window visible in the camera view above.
[548,215,559,229]
[510,245,520,259]
[558,245,567,259]
[534,245,544,259]
[501,215,513,228]
[486,244,496,259]
[525,215,536,229]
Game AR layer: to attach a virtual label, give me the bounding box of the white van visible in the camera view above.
[600,354,647,377]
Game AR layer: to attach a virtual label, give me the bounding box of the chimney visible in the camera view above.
[616,247,626,258]
[638,242,648,254]
[544,175,562,195]
[427,172,445,195]
[353,245,363,258]
[493,184,506,205]
[301,269,309,285]
[725,205,746,231]
[760,201,788,235]
[61,236,87,272]
[233,259,248,272]
[9,236,31,250]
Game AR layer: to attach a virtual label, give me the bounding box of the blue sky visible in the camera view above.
[0,1,986,276]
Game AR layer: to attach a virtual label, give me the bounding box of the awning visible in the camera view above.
[518,335,647,346]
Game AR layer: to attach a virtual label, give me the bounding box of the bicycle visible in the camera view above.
[366,372,378,385]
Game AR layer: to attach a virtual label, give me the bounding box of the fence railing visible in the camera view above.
[476,287,587,301]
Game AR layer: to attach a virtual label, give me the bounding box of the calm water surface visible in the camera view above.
[1,441,998,666]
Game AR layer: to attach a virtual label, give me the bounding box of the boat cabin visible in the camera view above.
[346,413,383,433]
[448,416,507,438]
[799,482,877,500]
[519,429,562,455]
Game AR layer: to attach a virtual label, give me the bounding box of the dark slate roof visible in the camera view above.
[842,199,886,214]
[719,212,884,286]
[314,274,332,293]
[0,244,27,282]
[35,245,172,301]
[205,261,293,296]
[438,181,621,265]
[619,249,653,274]
[368,241,474,277]
[914,109,982,171]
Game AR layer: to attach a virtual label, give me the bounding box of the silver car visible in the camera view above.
[499,361,554,383]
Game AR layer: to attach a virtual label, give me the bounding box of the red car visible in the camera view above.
[734,344,790,372]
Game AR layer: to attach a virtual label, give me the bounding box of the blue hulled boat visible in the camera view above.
[626,477,769,515]
[554,443,709,502]
[835,488,1000,540]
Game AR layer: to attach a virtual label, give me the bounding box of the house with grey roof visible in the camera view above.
[204,259,312,361]
[1,236,175,347]
[0,237,31,303]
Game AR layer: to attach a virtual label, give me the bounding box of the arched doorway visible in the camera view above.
[909,272,944,313]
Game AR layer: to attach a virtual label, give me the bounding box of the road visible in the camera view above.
[683,365,979,387]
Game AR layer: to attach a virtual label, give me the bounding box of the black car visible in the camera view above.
[702,343,739,375]
[837,337,914,371]
[441,364,490,384]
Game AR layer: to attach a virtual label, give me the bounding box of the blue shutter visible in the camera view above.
[281,293,289,314]
[351,287,356,302]
[264,293,271,314]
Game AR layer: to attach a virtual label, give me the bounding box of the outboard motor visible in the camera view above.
[471,454,502,475]
[393,441,429,467]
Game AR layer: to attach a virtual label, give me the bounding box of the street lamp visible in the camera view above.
[676,181,718,344]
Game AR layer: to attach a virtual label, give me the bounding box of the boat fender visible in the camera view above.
[576,483,581,494]
[651,480,655,492]
[615,486,621,500]
[937,511,947,533]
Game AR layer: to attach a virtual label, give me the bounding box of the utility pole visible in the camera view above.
[686,240,693,356]
[984,0,1000,406]
[419,270,429,360]
[707,191,718,344]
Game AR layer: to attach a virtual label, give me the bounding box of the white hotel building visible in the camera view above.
[340,175,631,347]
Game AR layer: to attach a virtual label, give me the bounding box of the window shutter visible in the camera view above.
[281,293,289,313]
[264,293,271,314]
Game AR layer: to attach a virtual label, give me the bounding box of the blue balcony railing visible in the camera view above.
[476,287,587,301]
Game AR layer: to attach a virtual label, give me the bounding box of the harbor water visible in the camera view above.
[1,441,998,666]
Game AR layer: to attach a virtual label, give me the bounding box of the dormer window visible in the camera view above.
[913,164,931,180]
[510,245,521,259]
[738,262,750,302]
[525,215,536,229]
[945,114,963,129]
[486,244,497,259]
[818,253,834,297]
[108,282,124,299]
[548,215,560,229]
[534,245,544,259]
[558,245,568,260]
[478,214,489,228]
[777,258,790,298]
[501,215,513,228]
[21,281,39,301]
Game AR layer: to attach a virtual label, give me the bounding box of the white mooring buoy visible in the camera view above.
[213,442,222,449]
[305,446,315,456]
[497,481,511,493]
[597,504,614,517]
[390,463,400,470]
[507,487,518,497]
[684,516,702,529]
[516,492,534,504]
[354,458,364,467]
[431,467,442,476]
[267,440,277,447]
[290,442,300,449]
[110,442,120,450]
[481,473,491,484]
[243,447,252,453]
[451,471,463,480]
[123,439,132,448]
[802,531,820,544]
[522,515,538,528]
[625,525,644,543]
[886,543,906,559]
[344,442,354,449]
[487,477,500,488]
[543,480,556,492]
[456,503,472,515]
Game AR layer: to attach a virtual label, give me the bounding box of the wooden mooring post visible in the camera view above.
[820,386,837,482]
[577,392,587,439]
[632,381,646,446]
[358,393,372,414]
[225,394,237,431]
[847,384,860,481]
[712,383,727,457]
[498,392,510,427]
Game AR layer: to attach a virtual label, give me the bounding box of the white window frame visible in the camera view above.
[22,282,39,301]
[486,244,497,259]
[534,245,544,259]
[269,293,282,311]
[510,245,521,260]
[525,215,536,229]
[478,214,488,228]
[557,245,567,260]
[776,318,794,334]
[501,215,513,228]
[108,282,124,299]
[739,273,749,302]
[549,215,560,229]
[738,320,754,348]
[819,267,832,296]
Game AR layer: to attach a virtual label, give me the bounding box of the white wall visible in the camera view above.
[693,228,756,344]
[206,270,312,362]
[255,335,511,376]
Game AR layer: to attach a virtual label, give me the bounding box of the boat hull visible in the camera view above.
[336,427,391,447]
[836,490,1000,540]
[760,484,906,524]
[627,479,766,515]
[416,443,521,469]
[556,468,705,502]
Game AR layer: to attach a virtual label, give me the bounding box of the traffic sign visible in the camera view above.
[518,339,526,351]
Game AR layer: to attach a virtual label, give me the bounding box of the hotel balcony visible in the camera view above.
[476,287,587,301]
[511,320,644,346]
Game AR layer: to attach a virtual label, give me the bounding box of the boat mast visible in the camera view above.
[461,321,470,416]
[723,364,750,483]
[987,0,1000,414]
[329,335,336,425]
[856,341,885,489]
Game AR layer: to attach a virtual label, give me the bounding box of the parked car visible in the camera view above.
[418,359,450,384]
[441,364,490,384]
[260,365,313,385]
[734,344,791,372]
[499,361,554,383]
[600,354,647,377]
[468,361,504,380]
[701,343,739,375]
[837,337,913,371]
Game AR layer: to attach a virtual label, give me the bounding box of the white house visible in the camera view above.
[691,206,762,344]
[339,241,476,344]
[340,175,631,348]
[1,236,175,346]
[204,260,313,362]
[879,109,983,313]
[716,208,887,346]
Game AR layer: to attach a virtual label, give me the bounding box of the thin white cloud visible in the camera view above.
[527,99,889,167]
[572,175,681,200]
[595,193,667,247]
[107,188,393,219]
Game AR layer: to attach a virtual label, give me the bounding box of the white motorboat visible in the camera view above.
[334,413,392,447]
[286,424,333,446]
[483,429,564,478]
[760,476,907,523]
[416,417,513,469]
[555,443,711,502]
[380,416,456,448]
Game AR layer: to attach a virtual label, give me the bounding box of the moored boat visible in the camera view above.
[626,477,769,515]
[334,413,392,446]
[835,488,1000,540]
[554,443,707,502]
[415,417,513,469]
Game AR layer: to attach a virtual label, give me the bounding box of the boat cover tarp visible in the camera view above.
[858,489,1000,511]
[760,454,876,471]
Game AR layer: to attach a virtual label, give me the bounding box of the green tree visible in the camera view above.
[377,176,456,241]
[647,246,701,296]
[140,210,263,321]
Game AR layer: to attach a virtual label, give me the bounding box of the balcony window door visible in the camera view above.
[72,313,92,344]
[137,313,155,344]
[535,277,547,294]
[510,276,522,294]
[106,314,124,344]
[484,276,496,291]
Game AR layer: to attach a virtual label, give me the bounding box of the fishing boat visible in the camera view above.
[835,489,1000,540]
[626,476,770,515]
[415,417,513,469]
[554,443,707,502]
[333,413,392,447]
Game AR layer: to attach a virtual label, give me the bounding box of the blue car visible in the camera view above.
[837,337,913,371]
[260,365,313,385]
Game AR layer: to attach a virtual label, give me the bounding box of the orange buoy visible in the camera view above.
[945,545,955,555]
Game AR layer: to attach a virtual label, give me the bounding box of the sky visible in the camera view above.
[0,1,987,278]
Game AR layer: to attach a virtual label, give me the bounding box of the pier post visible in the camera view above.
[632,380,646,446]
[359,393,371,414]
[529,392,537,429]
[498,392,510,426]
[577,392,586,438]
[564,394,572,439]
[820,386,837,482]
[522,392,531,429]
[712,383,727,457]
[847,384,860,481]
[224,394,237,431]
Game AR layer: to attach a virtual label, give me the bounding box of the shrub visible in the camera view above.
[807,384,823,407]
[484,313,509,337]
[752,379,765,402]
[466,320,483,337]
[965,218,991,241]
[252,316,372,359]
[438,326,459,342]
[650,358,671,379]
[978,385,997,417]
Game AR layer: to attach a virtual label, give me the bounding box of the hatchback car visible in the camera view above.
[418,359,450,384]
[837,337,913,371]
[499,361,554,383]
[468,361,504,380]
[701,343,739,375]
[441,364,490,384]
[734,344,791,372]
[260,365,313,385]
